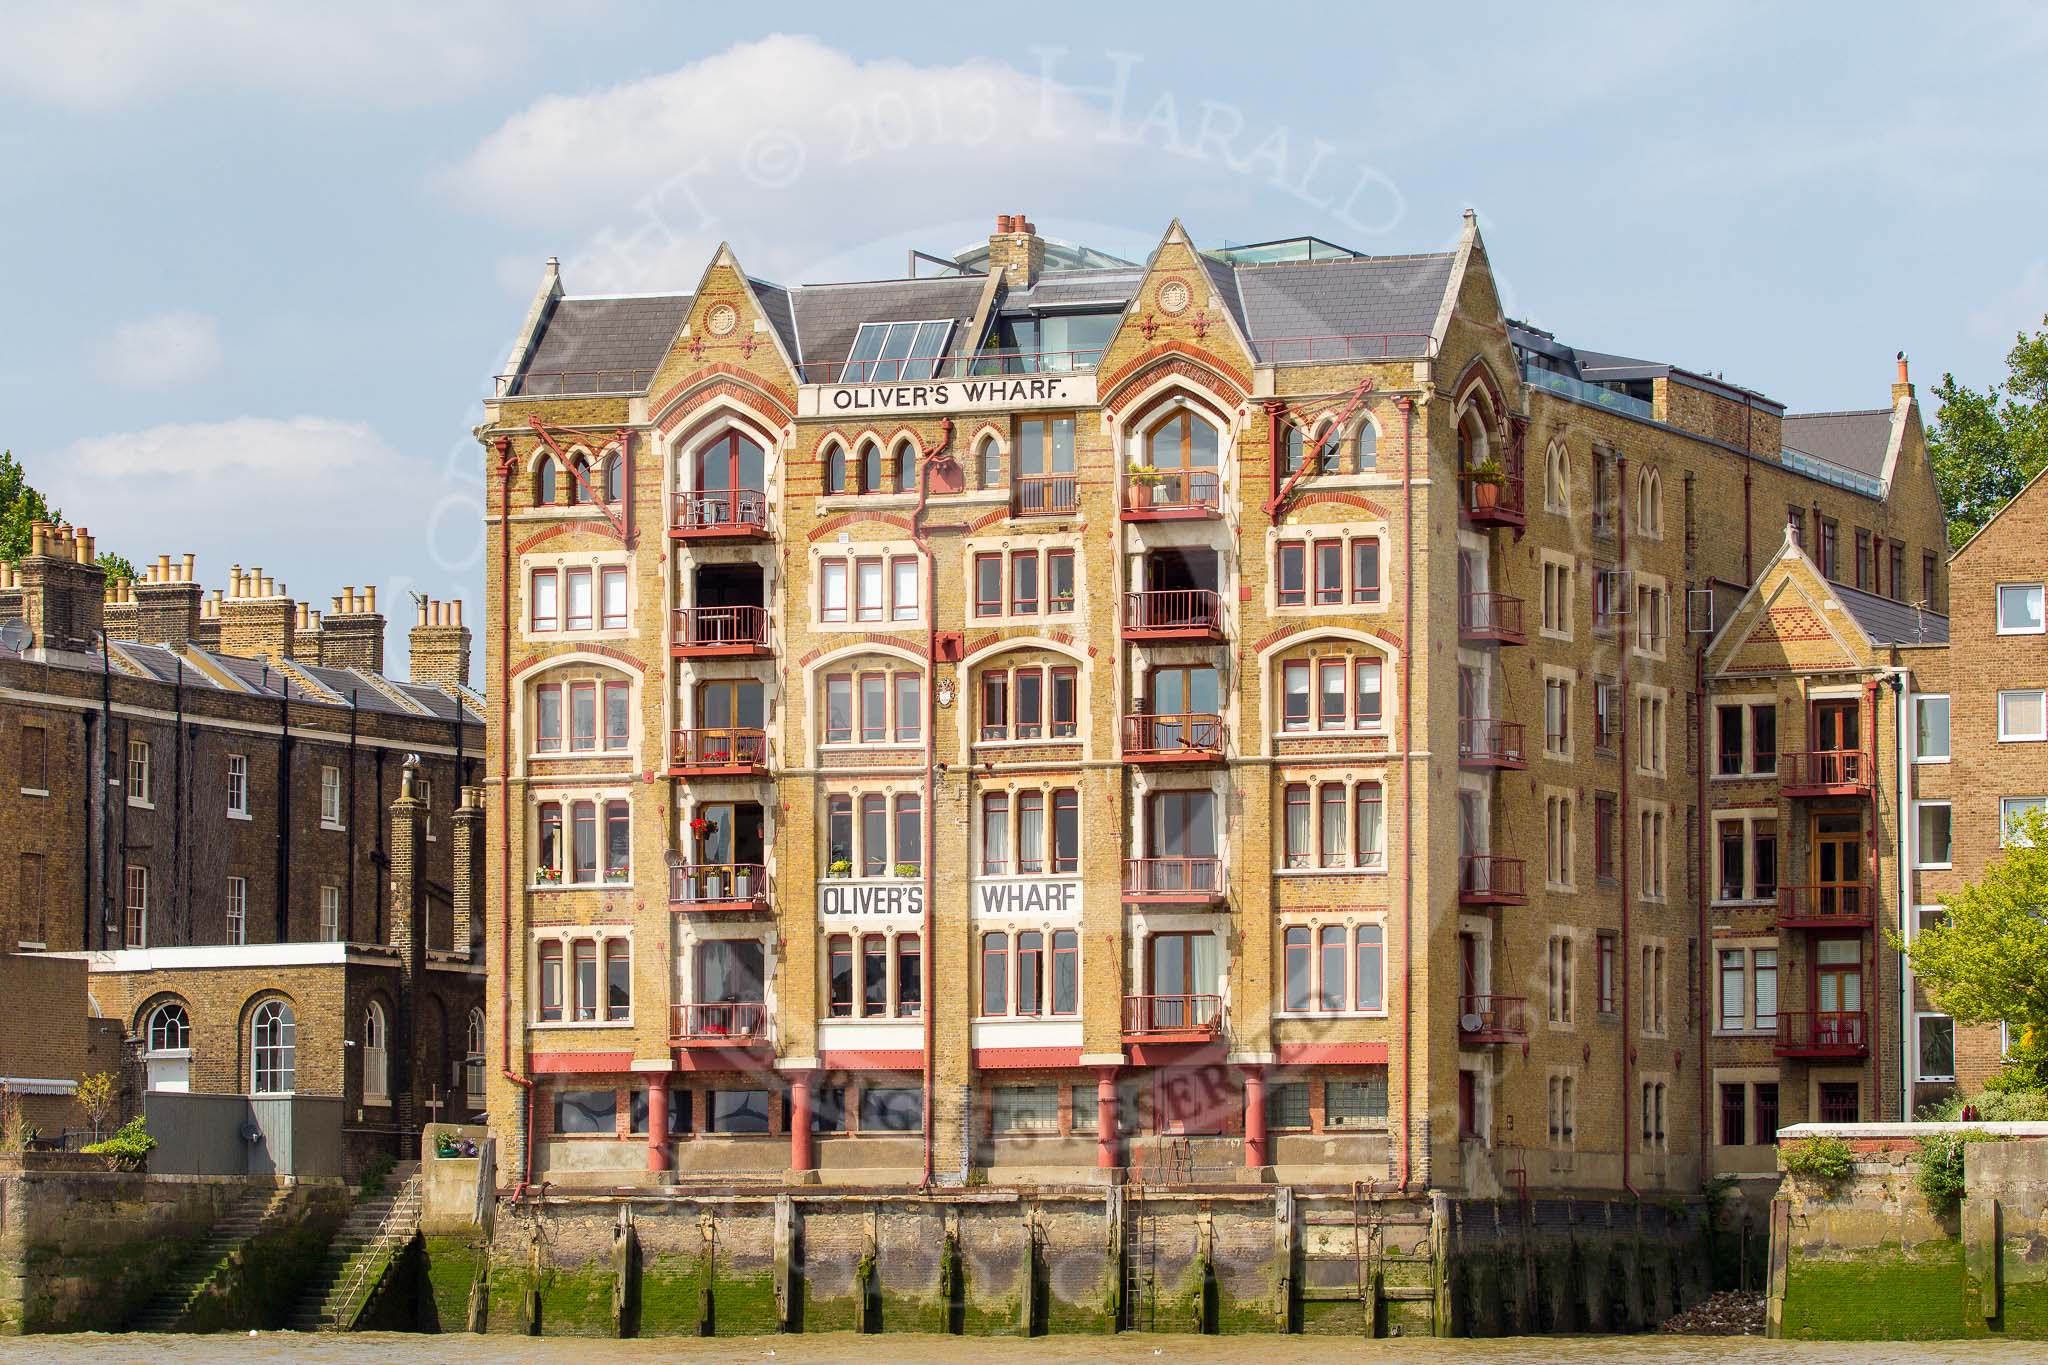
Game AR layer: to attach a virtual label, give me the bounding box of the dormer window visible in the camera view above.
[845,320,954,383]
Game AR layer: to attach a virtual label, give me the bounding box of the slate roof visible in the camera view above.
[1782,410,1893,480]
[115,641,220,686]
[195,650,293,697]
[786,276,988,377]
[1003,269,1144,311]
[1228,254,1456,358]
[511,295,692,395]
[1832,579,1948,644]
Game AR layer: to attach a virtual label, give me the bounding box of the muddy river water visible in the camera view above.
[4,1334,2038,1363]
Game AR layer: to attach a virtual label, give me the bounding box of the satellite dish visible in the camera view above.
[1460,1012,1485,1033]
[0,620,30,653]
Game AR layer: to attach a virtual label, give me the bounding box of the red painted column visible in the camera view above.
[1242,1065,1268,1168]
[646,1083,671,1173]
[790,1071,815,1173]
[1096,1067,1120,1169]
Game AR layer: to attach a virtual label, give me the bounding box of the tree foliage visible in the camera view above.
[74,1071,117,1138]
[1929,316,2048,548]
[96,551,137,581]
[0,448,60,563]
[1903,809,2048,1086]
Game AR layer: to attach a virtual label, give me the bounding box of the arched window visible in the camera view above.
[569,455,592,505]
[1146,410,1220,471]
[464,1008,487,1099]
[251,999,296,1095]
[697,430,766,493]
[600,452,622,503]
[1545,441,1570,513]
[977,436,1001,488]
[858,441,884,495]
[1355,418,1379,473]
[823,441,848,495]
[363,1001,389,1101]
[1457,408,1489,470]
[1637,466,1663,539]
[148,1001,190,1052]
[145,1001,192,1092]
[891,439,916,494]
[1283,425,1336,477]
[536,458,558,506]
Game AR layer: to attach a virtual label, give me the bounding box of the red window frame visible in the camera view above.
[1277,543,1307,607]
[1283,783,1311,867]
[858,672,887,744]
[854,557,884,623]
[1351,539,1381,604]
[1314,539,1344,605]
[824,674,853,745]
[600,566,627,630]
[981,793,1010,875]
[1354,782,1383,867]
[569,682,597,752]
[980,673,1009,742]
[1016,791,1045,874]
[565,567,593,631]
[1050,668,1078,738]
[1052,789,1079,872]
[1015,669,1043,740]
[1012,552,1039,615]
[820,560,849,623]
[860,794,888,877]
[1355,659,1383,727]
[538,941,564,1021]
[603,681,630,750]
[893,674,920,744]
[980,931,1009,1015]
[531,568,559,632]
[1282,661,1311,731]
[974,553,1003,616]
[828,934,854,1017]
[1317,659,1348,730]
[1048,549,1075,613]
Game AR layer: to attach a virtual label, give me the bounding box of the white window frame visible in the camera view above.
[225,876,247,945]
[1915,1012,1956,1084]
[250,999,296,1095]
[1715,941,1779,1035]
[226,753,249,819]
[320,764,344,828]
[320,885,342,942]
[127,738,152,808]
[1913,800,1953,869]
[2001,796,2048,846]
[1998,689,2046,743]
[1913,694,1950,763]
[1996,581,2045,635]
[1544,440,1570,515]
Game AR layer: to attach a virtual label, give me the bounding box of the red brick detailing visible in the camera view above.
[963,628,1087,661]
[806,510,918,541]
[1280,490,1391,520]
[794,633,930,667]
[507,642,648,682]
[515,520,621,555]
[1754,605,1831,643]
[972,1046,1084,1070]
[1100,344,1251,416]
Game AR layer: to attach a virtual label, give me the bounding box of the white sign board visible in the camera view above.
[802,373,1098,419]
[973,878,1083,919]
[819,880,923,921]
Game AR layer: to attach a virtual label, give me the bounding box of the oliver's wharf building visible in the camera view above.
[478,211,1950,1200]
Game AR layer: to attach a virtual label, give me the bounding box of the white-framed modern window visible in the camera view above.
[363,1001,389,1102]
[225,876,247,945]
[1914,801,1953,869]
[1716,945,1778,1033]
[321,764,344,827]
[226,753,249,817]
[1913,695,1950,762]
[144,1001,192,1093]
[1998,689,2046,742]
[2001,796,2048,846]
[1996,581,2044,634]
[251,999,296,1094]
[1916,1013,1956,1083]
[320,885,342,942]
[127,738,152,806]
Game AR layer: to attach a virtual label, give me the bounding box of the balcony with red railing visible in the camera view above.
[672,605,770,657]
[668,863,769,911]
[1460,469,1526,530]
[1122,994,1223,1043]
[1123,469,1222,521]
[1459,592,1526,645]
[1775,883,1875,929]
[1458,994,1529,1045]
[1775,1010,1869,1058]
[1013,474,1080,516]
[671,1002,769,1046]
[1122,713,1227,765]
[1122,857,1225,904]
[671,489,770,539]
[1458,717,1528,770]
[1778,749,1872,798]
[1459,855,1528,907]
[1123,589,1224,642]
[670,728,769,777]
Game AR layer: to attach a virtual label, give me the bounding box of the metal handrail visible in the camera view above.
[1459,855,1526,899]
[1123,588,1222,633]
[1013,474,1080,514]
[671,728,769,769]
[1122,857,1223,896]
[673,489,768,531]
[1459,717,1526,764]
[671,1002,768,1041]
[1458,994,1529,1039]
[800,349,1104,384]
[1459,592,1525,637]
[1125,469,1221,512]
[1123,993,1222,1035]
[327,1174,421,1332]
[1776,883,1874,922]
[672,605,769,648]
[496,368,656,397]
[1123,713,1226,757]
[1776,1009,1868,1052]
[1779,749,1869,789]
[668,863,769,907]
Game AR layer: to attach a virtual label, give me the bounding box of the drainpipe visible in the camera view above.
[1887,669,1911,1121]
[99,633,114,950]
[1396,395,1417,1192]
[910,417,952,1189]
[492,438,536,1197]
[1695,630,1711,1165]
[347,690,359,939]
[1617,454,1640,1200]
[1864,677,1883,1118]
[277,673,292,942]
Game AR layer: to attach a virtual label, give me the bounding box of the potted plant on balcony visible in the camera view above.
[604,867,631,885]
[536,865,562,885]
[1467,457,1507,511]
[828,858,853,879]
[687,816,713,839]
[894,861,919,879]
[1127,462,1164,508]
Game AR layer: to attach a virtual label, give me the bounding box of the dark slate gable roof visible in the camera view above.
[1228,253,1455,358]
[752,283,799,364]
[513,295,692,395]
[1002,269,1144,311]
[1832,580,1948,644]
[117,642,220,687]
[1783,410,1893,479]
[785,277,987,374]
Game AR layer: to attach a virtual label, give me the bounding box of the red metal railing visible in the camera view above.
[1122,713,1226,758]
[1459,855,1527,902]
[497,367,657,397]
[673,605,769,649]
[673,489,768,533]
[1776,883,1874,925]
[1458,995,1529,1042]
[1013,474,1080,515]
[1122,994,1222,1037]
[1125,469,1221,513]
[672,728,768,770]
[1252,334,1436,364]
[1779,750,1869,791]
[1775,1010,1868,1056]
[1123,857,1223,897]
[668,863,768,907]
[1459,717,1526,766]
[1459,592,1525,640]
[671,1002,767,1041]
[799,349,1104,384]
[1460,472,1526,520]
[1123,589,1222,634]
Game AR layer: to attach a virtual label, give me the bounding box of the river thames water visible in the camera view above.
[4,1335,2040,1364]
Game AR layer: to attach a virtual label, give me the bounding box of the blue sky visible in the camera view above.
[3,1,2044,651]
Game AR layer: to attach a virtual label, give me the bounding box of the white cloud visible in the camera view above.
[445,35,1164,290]
[96,311,223,388]
[0,1,534,109]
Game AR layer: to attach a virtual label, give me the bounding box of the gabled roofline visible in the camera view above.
[1950,460,2048,561]
[501,257,564,387]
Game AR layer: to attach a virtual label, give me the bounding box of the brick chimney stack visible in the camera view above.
[319,585,385,673]
[14,522,105,652]
[101,573,138,641]
[986,212,1045,288]
[451,784,486,962]
[388,755,426,1157]
[194,589,223,651]
[410,597,472,692]
[132,551,204,649]
[216,565,295,660]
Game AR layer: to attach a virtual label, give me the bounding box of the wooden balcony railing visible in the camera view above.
[1458,994,1529,1044]
[671,728,768,772]
[1778,749,1871,795]
[1123,589,1223,637]
[671,1002,767,1042]
[1459,592,1526,644]
[1124,469,1221,516]
[1122,857,1224,901]
[1775,883,1875,927]
[672,489,769,535]
[1013,474,1080,515]
[1459,855,1528,905]
[1122,994,1222,1039]
[672,605,769,651]
[1775,1009,1869,1057]
[1122,713,1226,761]
[668,863,768,909]
[1458,717,1527,768]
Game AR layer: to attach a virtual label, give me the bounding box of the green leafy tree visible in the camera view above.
[1929,317,2048,548]
[1902,809,2048,1087]
[96,551,137,581]
[0,448,61,563]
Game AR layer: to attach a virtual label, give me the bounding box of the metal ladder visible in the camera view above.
[1121,1184,1157,1331]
